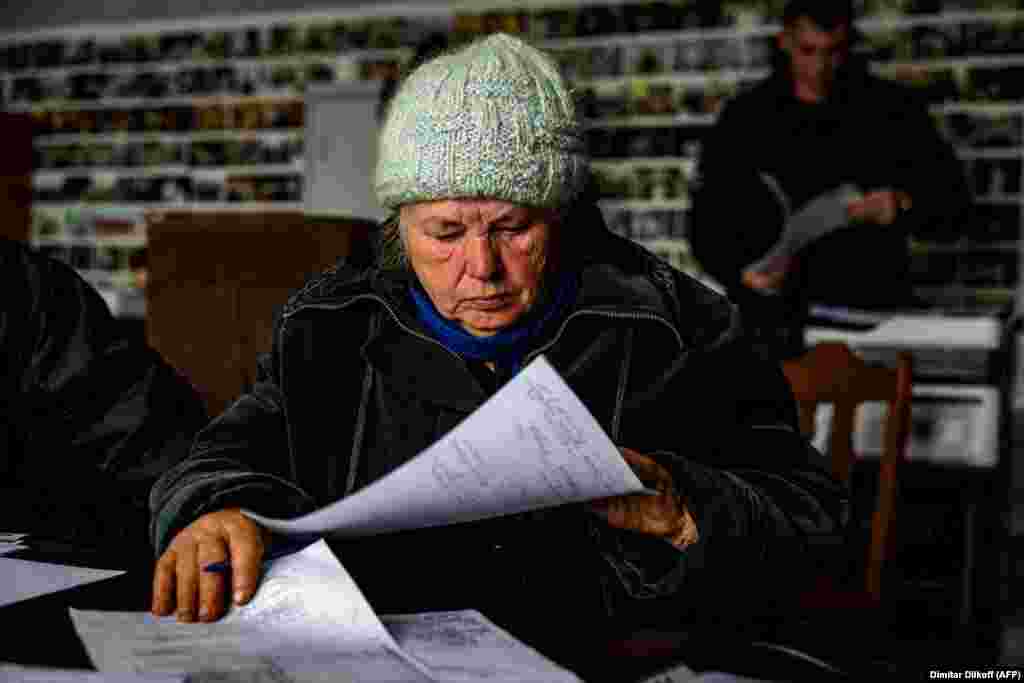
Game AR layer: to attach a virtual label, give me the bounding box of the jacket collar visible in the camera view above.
[284,204,685,410]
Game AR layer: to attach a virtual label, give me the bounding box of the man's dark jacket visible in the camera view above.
[150,209,847,659]
[692,62,971,330]
[0,239,207,556]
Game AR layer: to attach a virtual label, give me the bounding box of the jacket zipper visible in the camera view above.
[281,293,464,366]
[278,296,687,504]
[284,296,686,370]
[525,309,685,366]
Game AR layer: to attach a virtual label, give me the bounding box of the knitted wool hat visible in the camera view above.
[374,33,588,211]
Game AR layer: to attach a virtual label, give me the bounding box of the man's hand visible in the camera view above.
[151,508,270,623]
[846,189,912,226]
[742,256,791,293]
[589,448,699,550]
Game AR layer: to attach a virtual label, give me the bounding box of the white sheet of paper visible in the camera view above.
[382,611,581,683]
[0,533,28,541]
[244,355,647,536]
[0,664,183,682]
[0,558,123,607]
[71,540,433,682]
[0,542,26,556]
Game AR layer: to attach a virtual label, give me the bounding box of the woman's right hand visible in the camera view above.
[151,508,270,623]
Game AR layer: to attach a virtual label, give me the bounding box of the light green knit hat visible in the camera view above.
[374,33,588,211]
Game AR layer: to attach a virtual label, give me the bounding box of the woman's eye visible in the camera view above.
[434,233,461,242]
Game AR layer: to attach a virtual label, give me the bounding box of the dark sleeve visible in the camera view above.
[1,245,208,555]
[883,88,971,243]
[689,100,788,294]
[149,259,377,555]
[596,298,848,618]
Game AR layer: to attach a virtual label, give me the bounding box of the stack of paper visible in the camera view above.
[0,532,27,556]
[70,356,644,683]
[72,540,582,682]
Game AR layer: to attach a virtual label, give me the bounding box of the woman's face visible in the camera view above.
[400,198,560,338]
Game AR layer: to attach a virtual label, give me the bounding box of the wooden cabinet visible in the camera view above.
[145,210,374,416]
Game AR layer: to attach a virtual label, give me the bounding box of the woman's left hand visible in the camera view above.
[589,448,699,550]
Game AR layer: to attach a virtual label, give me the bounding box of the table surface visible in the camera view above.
[0,541,997,682]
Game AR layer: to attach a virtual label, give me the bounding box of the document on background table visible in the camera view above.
[0,557,123,607]
[71,540,581,683]
[745,177,862,277]
[244,355,649,537]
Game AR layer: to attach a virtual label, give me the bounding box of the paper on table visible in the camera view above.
[71,540,582,682]
[244,355,648,537]
[0,663,184,682]
[0,558,123,608]
[746,176,862,277]
[71,539,434,683]
[383,611,581,683]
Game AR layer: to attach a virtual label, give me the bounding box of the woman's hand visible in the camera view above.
[589,448,699,550]
[151,508,270,623]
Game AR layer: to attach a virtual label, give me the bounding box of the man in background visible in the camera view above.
[0,238,207,559]
[691,0,970,357]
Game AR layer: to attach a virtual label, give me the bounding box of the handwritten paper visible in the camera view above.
[244,355,648,537]
[0,558,123,607]
[71,540,581,682]
[383,611,580,682]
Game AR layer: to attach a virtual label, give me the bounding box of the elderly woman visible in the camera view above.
[150,34,845,668]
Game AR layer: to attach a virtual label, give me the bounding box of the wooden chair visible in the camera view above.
[782,342,914,603]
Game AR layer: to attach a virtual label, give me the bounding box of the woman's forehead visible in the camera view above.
[402,198,541,225]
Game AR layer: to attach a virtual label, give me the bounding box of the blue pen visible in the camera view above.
[203,534,322,573]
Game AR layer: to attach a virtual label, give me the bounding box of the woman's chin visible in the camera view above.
[459,310,523,337]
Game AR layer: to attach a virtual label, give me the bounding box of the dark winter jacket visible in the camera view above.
[150,207,846,657]
[691,63,971,333]
[0,239,207,557]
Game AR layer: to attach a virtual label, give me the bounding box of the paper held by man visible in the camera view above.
[243,354,653,538]
[745,174,863,279]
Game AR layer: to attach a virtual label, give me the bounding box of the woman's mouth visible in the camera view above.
[465,295,510,310]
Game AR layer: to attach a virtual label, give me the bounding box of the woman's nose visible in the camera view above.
[465,235,500,280]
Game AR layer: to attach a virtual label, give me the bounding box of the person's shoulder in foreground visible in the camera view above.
[0,237,208,557]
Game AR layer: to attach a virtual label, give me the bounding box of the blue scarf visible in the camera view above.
[410,271,579,373]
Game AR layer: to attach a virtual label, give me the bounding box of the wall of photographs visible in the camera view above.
[2,0,1023,313]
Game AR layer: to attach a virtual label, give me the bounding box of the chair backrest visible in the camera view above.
[781,342,913,601]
